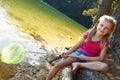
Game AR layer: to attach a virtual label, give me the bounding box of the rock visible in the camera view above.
[77,69,109,80]
[8,52,52,80]
[56,66,109,80]
[58,66,73,80]
[0,62,18,80]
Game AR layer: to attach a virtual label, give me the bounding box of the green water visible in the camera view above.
[1,0,87,47]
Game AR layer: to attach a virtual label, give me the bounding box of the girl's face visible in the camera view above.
[96,20,113,36]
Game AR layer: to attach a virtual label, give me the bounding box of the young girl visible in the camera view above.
[46,15,116,80]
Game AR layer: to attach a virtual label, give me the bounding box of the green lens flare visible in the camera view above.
[1,42,26,64]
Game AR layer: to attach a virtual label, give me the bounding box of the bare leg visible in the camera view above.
[46,57,76,80]
[72,61,108,72]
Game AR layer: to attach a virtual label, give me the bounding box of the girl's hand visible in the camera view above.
[61,52,69,58]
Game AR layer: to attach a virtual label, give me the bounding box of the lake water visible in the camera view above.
[0,0,86,48]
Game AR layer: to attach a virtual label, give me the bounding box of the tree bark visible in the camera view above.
[110,0,120,63]
[92,0,113,27]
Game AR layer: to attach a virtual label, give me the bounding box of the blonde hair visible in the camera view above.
[86,15,116,48]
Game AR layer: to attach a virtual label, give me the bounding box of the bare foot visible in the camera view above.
[72,62,79,75]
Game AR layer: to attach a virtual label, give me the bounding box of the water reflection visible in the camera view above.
[0,6,42,52]
[0,0,86,49]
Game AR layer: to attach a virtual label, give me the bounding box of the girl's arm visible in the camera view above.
[61,37,85,58]
[67,37,85,54]
[78,47,108,62]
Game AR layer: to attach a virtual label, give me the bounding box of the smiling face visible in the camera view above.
[96,20,113,36]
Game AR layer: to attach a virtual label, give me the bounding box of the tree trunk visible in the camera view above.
[110,0,120,63]
[92,0,113,27]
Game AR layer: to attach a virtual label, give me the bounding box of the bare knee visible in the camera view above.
[100,63,109,72]
[54,62,64,70]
